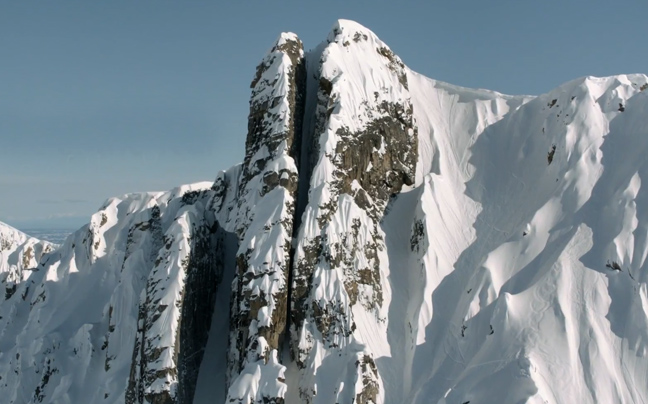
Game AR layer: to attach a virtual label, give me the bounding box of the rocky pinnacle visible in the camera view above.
[226,32,306,403]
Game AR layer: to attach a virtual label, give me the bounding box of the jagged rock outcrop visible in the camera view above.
[289,20,417,403]
[2,18,648,404]
[125,188,233,404]
[225,32,305,404]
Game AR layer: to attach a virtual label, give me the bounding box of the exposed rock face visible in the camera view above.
[177,220,229,404]
[125,189,233,404]
[225,32,305,404]
[289,20,416,403]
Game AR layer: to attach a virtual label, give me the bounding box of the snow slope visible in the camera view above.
[1,19,648,404]
[387,72,648,404]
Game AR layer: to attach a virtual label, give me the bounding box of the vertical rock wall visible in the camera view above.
[289,20,417,404]
[225,33,306,404]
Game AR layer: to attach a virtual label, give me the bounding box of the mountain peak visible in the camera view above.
[270,31,303,56]
[330,19,374,38]
[2,21,648,404]
[327,19,390,51]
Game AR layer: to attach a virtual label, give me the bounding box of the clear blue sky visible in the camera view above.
[1,1,646,229]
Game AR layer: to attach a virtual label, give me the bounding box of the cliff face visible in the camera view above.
[2,19,648,404]
[288,21,417,404]
[226,32,305,404]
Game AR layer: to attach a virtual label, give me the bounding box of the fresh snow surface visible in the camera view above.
[379,72,648,403]
[1,18,648,404]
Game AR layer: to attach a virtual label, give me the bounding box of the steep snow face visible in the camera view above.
[0,222,55,301]
[408,72,533,185]
[0,170,241,404]
[379,73,648,404]
[226,32,305,404]
[289,19,417,404]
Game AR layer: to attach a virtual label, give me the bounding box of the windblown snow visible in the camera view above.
[1,19,648,404]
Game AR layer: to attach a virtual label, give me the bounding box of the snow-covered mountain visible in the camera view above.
[2,19,648,404]
[1,222,55,302]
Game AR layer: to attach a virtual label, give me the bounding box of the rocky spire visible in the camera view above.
[225,32,306,403]
[289,19,417,403]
